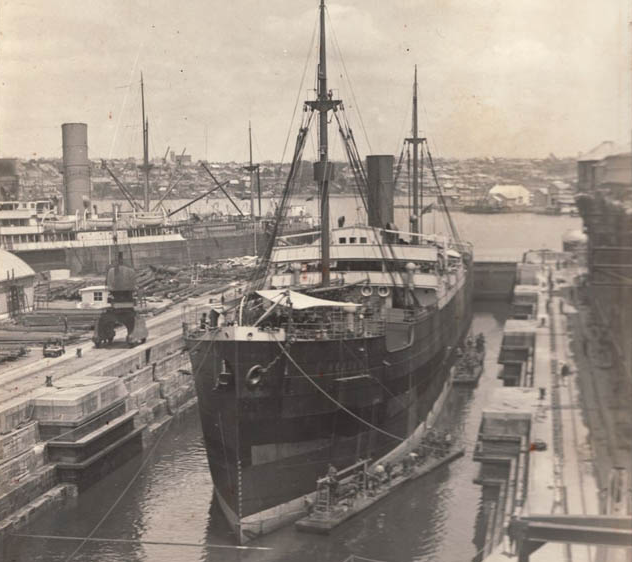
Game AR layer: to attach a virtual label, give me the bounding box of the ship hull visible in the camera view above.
[7,229,268,274]
[187,270,473,542]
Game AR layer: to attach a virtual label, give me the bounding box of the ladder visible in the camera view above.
[34,280,51,309]
[313,484,331,518]
[8,284,28,317]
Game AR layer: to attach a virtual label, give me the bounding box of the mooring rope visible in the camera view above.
[11,534,271,551]
[274,338,404,443]
[62,417,174,562]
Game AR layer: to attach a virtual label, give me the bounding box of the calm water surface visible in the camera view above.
[110,195,581,261]
[3,212,579,562]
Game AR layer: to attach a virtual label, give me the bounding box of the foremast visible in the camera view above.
[305,0,341,287]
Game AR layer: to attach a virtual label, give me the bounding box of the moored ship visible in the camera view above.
[183,0,474,543]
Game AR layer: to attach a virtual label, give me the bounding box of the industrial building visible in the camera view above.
[576,143,632,383]
[487,184,531,208]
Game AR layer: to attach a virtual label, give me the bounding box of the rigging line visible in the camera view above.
[274,338,404,443]
[393,142,407,187]
[63,417,174,562]
[395,91,412,157]
[333,111,365,212]
[326,8,372,154]
[425,144,461,245]
[279,10,318,166]
[250,114,314,287]
[12,534,271,551]
[109,45,145,159]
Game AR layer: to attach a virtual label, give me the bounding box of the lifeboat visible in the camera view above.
[86,216,114,230]
[42,218,76,232]
[130,210,166,228]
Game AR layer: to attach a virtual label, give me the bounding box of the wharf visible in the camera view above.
[296,449,464,535]
[473,260,631,561]
[0,282,243,539]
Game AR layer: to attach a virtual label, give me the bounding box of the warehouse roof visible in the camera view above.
[489,184,531,201]
[0,249,35,281]
[578,141,629,162]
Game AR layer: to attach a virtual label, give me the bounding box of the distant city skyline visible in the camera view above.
[1,0,630,162]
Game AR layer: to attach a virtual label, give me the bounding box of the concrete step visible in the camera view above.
[0,444,46,494]
[0,482,76,539]
[0,464,58,521]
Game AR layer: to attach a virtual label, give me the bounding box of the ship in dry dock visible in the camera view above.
[183,0,474,543]
[0,82,311,276]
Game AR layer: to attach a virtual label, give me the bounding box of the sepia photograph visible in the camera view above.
[0,1,630,561]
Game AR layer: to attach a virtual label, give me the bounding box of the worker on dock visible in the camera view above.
[374,463,385,484]
[326,464,339,500]
[506,514,519,555]
[384,462,393,483]
[444,432,452,454]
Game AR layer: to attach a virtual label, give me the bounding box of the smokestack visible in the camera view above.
[61,123,91,215]
[0,158,20,200]
[366,155,394,228]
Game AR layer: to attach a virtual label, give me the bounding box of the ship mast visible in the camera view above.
[406,65,425,243]
[140,73,152,212]
[306,0,341,286]
[244,122,262,217]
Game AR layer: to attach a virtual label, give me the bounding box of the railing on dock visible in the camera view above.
[312,459,370,518]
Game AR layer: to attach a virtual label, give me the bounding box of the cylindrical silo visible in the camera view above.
[62,123,91,215]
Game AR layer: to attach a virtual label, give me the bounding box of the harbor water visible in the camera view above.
[2,214,581,562]
[111,195,581,260]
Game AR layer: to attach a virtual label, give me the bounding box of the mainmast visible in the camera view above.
[412,66,419,238]
[406,65,425,243]
[244,121,262,217]
[140,73,152,211]
[249,121,255,217]
[306,0,341,286]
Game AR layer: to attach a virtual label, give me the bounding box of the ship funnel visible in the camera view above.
[61,123,91,215]
[366,155,394,228]
[0,158,20,200]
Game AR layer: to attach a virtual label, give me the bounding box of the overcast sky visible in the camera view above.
[1,0,629,162]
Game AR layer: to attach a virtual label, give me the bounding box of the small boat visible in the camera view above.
[452,333,486,386]
[43,218,76,232]
[130,212,165,228]
[86,216,115,230]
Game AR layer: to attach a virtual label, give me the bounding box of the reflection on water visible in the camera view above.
[3,302,509,562]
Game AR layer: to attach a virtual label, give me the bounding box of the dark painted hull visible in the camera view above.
[186,270,473,537]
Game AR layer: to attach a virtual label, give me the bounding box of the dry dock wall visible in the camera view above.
[0,330,195,539]
[473,261,517,301]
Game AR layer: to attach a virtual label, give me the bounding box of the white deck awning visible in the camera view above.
[256,289,360,310]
